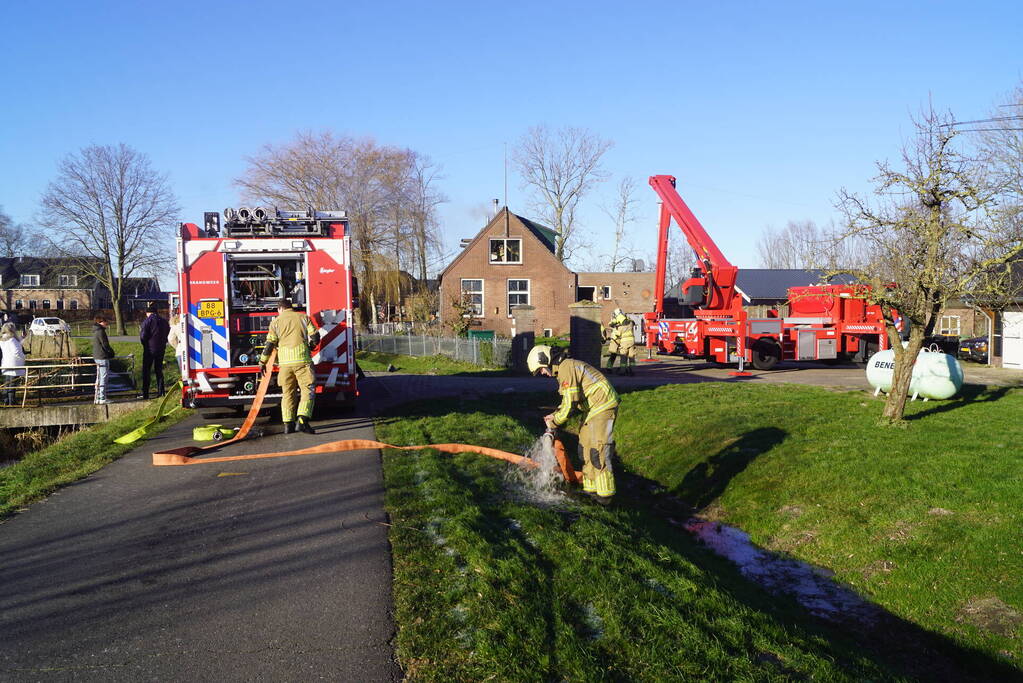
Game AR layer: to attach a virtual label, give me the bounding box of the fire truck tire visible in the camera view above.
[751,339,782,370]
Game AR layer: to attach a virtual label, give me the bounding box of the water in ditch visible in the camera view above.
[681,518,881,625]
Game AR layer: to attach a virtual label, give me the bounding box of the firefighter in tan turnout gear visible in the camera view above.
[605,307,636,375]
[259,299,321,434]
[528,345,619,504]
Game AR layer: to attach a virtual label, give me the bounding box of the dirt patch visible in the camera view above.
[885,520,919,543]
[927,507,954,516]
[862,559,897,579]
[956,597,1023,637]
[765,528,819,553]
[777,504,804,518]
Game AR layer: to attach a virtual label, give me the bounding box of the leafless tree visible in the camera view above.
[756,219,867,270]
[601,176,639,271]
[513,125,613,261]
[39,144,179,334]
[0,206,27,258]
[236,131,446,326]
[974,82,1023,243]
[836,105,1023,424]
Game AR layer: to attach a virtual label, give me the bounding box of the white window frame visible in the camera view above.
[14,300,23,310]
[542,328,553,338]
[70,299,79,311]
[507,278,530,317]
[460,278,484,317]
[28,299,37,309]
[59,274,78,287]
[42,299,51,310]
[939,315,961,336]
[600,285,611,300]
[20,274,40,287]
[489,238,522,264]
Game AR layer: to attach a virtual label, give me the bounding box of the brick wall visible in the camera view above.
[440,211,577,336]
[0,288,96,312]
[576,272,655,325]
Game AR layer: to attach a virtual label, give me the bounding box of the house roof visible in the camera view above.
[0,257,103,289]
[439,208,568,280]
[667,268,859,301]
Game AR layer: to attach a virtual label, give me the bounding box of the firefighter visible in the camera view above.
[527,344,619,504]
[606,308,636,375]
[259,299,320,434]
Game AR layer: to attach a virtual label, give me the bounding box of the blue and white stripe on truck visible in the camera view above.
[187,303,230,368]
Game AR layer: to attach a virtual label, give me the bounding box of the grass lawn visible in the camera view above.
[356,350,508,376]
[375,383,1022,680]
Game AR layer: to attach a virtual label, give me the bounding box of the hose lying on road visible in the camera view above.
[151,346,581,481]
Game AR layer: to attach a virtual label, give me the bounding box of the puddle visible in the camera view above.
[680,518,881,625]
[503,435,568,507]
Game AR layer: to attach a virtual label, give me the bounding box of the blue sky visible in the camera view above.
[2,0,1020,276]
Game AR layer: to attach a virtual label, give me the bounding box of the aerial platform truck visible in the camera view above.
[643,175,889,369]
[175,207,357,413]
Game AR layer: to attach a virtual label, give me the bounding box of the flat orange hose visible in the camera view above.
[154,348,582,479]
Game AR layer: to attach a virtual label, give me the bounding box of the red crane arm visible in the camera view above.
[648,174,740,315]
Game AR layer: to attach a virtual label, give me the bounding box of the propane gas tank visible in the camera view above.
[865,347,963,399]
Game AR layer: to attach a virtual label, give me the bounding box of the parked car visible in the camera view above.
[958,336,989,363]
[29,317,71,336]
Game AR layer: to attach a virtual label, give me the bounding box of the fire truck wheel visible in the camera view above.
[751,339,782,370]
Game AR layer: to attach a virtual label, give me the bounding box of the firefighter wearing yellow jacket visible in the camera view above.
[605,307,636,375]
[527,345,618,504]
[259,300,320,434]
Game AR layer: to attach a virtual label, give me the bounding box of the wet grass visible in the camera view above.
[376,384,1023,679]
[356,350,508,376]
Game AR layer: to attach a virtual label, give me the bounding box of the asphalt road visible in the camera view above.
[0,401,401,681]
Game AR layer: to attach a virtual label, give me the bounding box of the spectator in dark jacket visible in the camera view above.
[139,302,171,399]
[92,316,115,405]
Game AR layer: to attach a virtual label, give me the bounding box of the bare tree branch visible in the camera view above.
[38,144,179,334]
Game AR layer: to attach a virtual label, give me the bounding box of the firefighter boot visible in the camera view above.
[284,421,296,434]
[297,416,316,435]
[626,360,634,376]
[606,354,617,373]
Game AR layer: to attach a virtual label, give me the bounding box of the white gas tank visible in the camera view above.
[866,346,963,400]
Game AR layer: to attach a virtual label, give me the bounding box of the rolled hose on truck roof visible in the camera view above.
[148,348,581,481]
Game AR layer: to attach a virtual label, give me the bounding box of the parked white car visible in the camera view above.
[29,317,71,336]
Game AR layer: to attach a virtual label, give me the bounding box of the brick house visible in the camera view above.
[576,272,656,322]
[439,209,577,336]
[0,257,109,316]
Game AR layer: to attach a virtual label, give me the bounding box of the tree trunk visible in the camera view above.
[881,326,925,423]
[113,300,126,336]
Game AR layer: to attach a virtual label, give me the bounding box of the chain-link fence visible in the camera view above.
[357,334,512,368]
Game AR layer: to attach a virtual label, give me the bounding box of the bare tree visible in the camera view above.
[837,105,1023,424]
[0,206,27,257]
[236,131,445,326]
[755,219,866,270]
[601,176,639,271]
[975,82,1023,241]
[39,144,179,334]
[513,125,613,261]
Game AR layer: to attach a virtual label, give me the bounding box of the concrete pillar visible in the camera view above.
[569,301,603,368]
[510,305,536,374]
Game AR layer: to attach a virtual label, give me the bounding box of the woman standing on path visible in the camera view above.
[92,316,115,405]
[0,322,26,406]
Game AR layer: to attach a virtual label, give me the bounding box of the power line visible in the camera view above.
[940,115,1023,127]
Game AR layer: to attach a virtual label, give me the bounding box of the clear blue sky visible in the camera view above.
[2,0,1020,276]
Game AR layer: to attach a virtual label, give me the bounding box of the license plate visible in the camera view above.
[198,300,225,318]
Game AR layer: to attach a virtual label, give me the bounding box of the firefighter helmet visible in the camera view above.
[527,344,563,375]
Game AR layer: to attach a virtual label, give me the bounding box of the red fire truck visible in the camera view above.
[175,207,357,411]
[644,175,889,369]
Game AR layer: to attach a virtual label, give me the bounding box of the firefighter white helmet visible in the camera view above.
[527,344,556,376]
[612,307,624,317]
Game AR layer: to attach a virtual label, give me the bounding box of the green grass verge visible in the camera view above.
[0,401,192,520]
[376,383,1022,680]
[357,350,508,376]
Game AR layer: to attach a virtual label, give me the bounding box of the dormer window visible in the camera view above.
[59,274,78,287]
[20,274,40,287]
[489,238,521,264]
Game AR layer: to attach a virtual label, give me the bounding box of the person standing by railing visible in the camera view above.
[139,301,170,399]
[0,322,26,406]
[92,316,115,405]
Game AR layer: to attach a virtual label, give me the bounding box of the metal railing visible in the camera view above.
[1,355,137,407]
[356,334,512,368]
